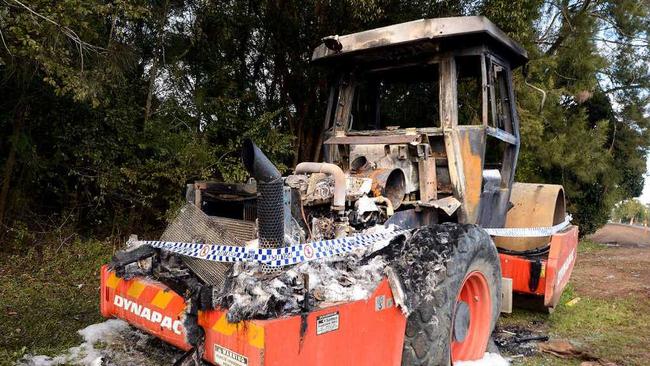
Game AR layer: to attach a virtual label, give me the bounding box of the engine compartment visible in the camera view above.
[191,140,450,248]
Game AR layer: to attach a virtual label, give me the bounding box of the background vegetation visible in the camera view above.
[0,0,648,247]
[611,198,649,225]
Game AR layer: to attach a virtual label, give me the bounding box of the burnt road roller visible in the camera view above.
[101,16,579,366]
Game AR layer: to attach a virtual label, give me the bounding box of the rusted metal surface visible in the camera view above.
[321,49,526,226]
[356,168,406,209]
[443,127,486,223]
[349,144,419,194]
[324,134,422,145]
[315,19,526,227]
[494,183,566,251]
[417,144,437,202]
[312,17,528,66]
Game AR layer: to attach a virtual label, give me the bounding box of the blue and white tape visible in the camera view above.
[137,229,408,267]
[137,216,572,267]
[483,215,572,238]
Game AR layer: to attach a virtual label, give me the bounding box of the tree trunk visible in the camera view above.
[0,104,27,226]
[144,0,169,127]
[144,56,158,125]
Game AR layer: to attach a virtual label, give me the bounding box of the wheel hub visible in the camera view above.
[451,271,492,363]
[453,300,470,342]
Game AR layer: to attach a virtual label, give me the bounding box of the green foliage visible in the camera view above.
[506,0,650,234]
[0,0,648,241]
[612,199,648,224]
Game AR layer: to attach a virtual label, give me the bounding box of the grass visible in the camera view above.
[499,240,650,366]
[0,240,114,365]
[501,285,650,366]
[576,238,607,254]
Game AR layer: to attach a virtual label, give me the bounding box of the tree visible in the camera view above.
[1,0,648,244]
[612,199,648,225]
[0,0,217,240]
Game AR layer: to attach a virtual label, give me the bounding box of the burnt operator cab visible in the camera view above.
[314,17,527,230]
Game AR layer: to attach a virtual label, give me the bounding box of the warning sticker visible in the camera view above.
[214,345,248,366]
[316,311,340,335]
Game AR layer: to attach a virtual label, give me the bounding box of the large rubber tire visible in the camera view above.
[401,224,501,366]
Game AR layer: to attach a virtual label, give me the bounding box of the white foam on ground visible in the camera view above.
[20,319,129,365]
[20,319,184,365]
[19,319,509,366]
[454,352,510,366]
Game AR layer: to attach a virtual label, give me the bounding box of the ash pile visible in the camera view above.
[215,253,390,323]
[215,222,478,323]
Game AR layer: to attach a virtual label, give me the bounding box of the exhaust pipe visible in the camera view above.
[295,162,346,212]
[242,139,284,249]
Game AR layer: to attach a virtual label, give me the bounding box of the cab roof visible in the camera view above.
[312,16,528,68]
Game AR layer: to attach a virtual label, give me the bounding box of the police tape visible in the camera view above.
[136,229,409,267]
[483,215,572,237]
[136,216,572,267]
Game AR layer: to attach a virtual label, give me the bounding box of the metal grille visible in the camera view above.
[243,200,257,221]
[256,180,285,273]
[257,180,284,249]
[160,204,244,288]
[211,216,257,241]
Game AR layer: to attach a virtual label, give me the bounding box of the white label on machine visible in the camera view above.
[557,248,576,286]
[316,312,339,335]
[214,345,248,366]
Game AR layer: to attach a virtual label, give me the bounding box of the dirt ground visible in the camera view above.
[497,223,650,366]
[574,226,650,299]
[588,223,650,248]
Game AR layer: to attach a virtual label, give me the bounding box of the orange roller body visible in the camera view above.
[499,226,579,308]
[100,266,407,366]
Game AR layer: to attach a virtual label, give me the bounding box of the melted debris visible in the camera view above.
[494,324,548,357]
[376,223,472,311]
[214,223,473,323]
[216,265,306,323]
[215,255,390,323]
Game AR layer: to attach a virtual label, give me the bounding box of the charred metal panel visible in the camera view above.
[501,66,521,189]
[439,56,486,224]
[211,217,257,241]
[486,126,517,145]
[312,17,527,67]
[443,127,486,224]
[417,144,437,202]
[495,183,566,251]
[324,134,422,145]
[161,204,245,287]
[349,144,419,194]
[385,208,437,229]
[439,57,458,129]
[477,187,510,228]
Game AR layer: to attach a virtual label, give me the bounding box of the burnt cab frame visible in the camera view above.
[321,49,520,226]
